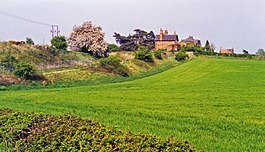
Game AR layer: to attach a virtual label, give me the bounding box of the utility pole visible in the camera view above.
[51,25,55,38]
[51,25,60,38]
[55,25,60,36]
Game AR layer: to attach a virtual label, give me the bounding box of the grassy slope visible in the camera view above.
[0,42,176,85]
[0,58,265,151]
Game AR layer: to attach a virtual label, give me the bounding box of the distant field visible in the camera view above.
[0,58,265,151]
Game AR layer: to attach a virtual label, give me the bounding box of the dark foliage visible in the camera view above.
[220,53,255,58]
[242,50,249,55]
[0,109,200,152]
[204,40,210,50]
[114,29,155,51]
[26,37,34,45]
[14,62,36,79]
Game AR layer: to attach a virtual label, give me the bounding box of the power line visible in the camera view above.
[0,9,51,26]
[0,9,61,40]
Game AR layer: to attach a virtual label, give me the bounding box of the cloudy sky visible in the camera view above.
[0,0,264,53]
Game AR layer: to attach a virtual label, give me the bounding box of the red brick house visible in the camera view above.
[220,48,234,55]
[180,36,201,47]
[155,28,179,51]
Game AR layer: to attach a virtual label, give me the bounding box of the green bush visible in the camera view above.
[107,44,120,52]
[14,62,36,79]
[100,56,129,76]
[51,36,68,51]
[0,86,7,91]
[135,46,153,62]
[0,109,200,151]
[154,49,165,60]
[26,37,34,45]
[0,51,17,71]
[175,52,188,62]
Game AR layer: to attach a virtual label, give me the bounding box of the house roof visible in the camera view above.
[220,48,234,52]
[155,35,178,41]
[181,36,201,45]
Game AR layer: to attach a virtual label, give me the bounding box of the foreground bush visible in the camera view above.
[0,109,200,152]
[99,56,130,76]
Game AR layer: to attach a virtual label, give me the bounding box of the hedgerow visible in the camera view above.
[0,109,200,151]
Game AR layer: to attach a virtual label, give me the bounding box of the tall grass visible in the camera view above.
[3,60,179,91]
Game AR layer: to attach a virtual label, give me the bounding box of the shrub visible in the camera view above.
[0,85,7,91]
[26,37,34,45]
[100,56,129,76]
[0,109,200,151]
[14,62,36,79]
[51,36,68,51]
[0,51,17,71]
[154,49,165,60]
[135,46,153,62]
[175,52,188,62]
[107,44,120,52]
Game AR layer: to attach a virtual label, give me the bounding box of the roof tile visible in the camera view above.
[155,35,178,41]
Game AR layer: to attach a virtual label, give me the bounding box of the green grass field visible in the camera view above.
[0,58,265,151]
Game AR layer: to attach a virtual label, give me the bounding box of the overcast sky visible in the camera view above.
[0,0,264,53]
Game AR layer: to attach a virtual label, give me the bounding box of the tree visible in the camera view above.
[68,21,108,57]
[114,29,155,52]
[256,49,265,56]
[242,50,249,54]
[135,46,153,62]
[205,40,210,48]
[204,40,215,52]
[51,36,67,51]
[26,37,34,45]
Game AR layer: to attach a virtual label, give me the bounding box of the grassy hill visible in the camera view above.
[0,58,265,151]
[0,42,178,87]
[0,42,96,85]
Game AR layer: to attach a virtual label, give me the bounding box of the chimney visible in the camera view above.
[164,30,168,35]
[160,28,163,40]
